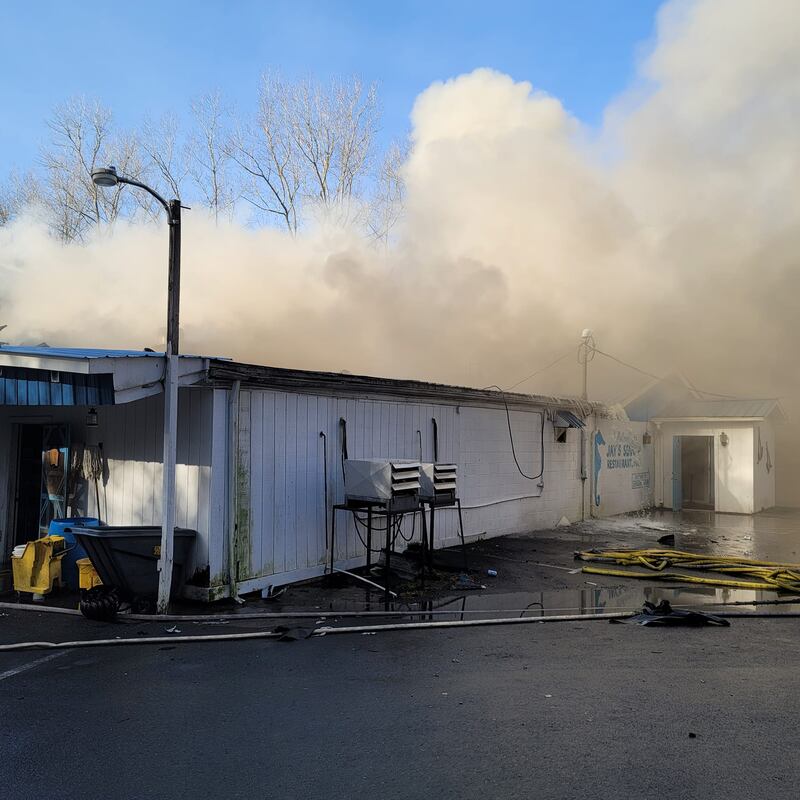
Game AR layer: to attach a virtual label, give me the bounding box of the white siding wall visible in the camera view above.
[0,389,214,580]
[754,419,776,512]
[232,389,592,592]
[235,390,462,587]
[1,383,662,599]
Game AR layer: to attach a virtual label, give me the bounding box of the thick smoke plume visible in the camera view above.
[2,0,800,495]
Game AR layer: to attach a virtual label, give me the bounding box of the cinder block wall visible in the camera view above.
[591,419,654,517]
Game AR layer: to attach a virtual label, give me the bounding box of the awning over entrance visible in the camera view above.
[0,346,210,405]
[0,366,114,406]
[554,410,586,428]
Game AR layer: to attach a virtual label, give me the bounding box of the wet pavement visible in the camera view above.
[2,510,800,799]
[2,609,800,800]
[254,507,800,619]
[3,508,800,625]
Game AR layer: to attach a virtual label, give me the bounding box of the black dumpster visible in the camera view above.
[72,526,196,603]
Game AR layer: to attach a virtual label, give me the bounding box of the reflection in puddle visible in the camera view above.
[334,584,800,620]
[261,508,800,620]
[417,585,800,619]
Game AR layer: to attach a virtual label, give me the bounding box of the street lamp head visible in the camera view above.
[91,166,120,188]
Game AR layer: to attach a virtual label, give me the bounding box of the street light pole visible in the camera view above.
[159,198,181,614]
[91,166,182,613]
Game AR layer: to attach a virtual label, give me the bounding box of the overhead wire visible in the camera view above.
[498,342,764,404]
[505,349,574,391]
[591,348,758,401]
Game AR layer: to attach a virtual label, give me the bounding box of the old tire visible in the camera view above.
[79,586,120,622]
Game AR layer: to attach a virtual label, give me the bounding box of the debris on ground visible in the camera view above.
[611,600,729,627]
[271,625,313,641]
[452,574,486,590]
[378,549,421,582]
[487,569,498,577]
[263,587,287,601]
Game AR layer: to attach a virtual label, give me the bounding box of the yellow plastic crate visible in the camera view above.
[76,558,103,590]
[11,535,66,595]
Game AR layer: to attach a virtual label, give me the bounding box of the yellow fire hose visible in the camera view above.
[575,548,800,593]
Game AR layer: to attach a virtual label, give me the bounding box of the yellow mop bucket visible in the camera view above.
[11,535,66,595]
[76,557,103,590]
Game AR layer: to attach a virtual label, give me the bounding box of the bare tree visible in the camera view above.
[11,78,393,240]
[40,97,145,241]
[228,73,379,233]
[366,138,408,246]
[0,170,43,225]
[227,74,302,233]
[187,92,235,222]
[140,113,188,205]
[290,76,379,223]
[0,182,12,226]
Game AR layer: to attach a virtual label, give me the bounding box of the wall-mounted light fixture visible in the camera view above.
[86,407,99,428]
[720,431,729,447]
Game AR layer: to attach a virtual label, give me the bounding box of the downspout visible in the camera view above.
[227,380,244,604]
[580,427,587,521]
[590,424,599,519]
[654,423,663,508]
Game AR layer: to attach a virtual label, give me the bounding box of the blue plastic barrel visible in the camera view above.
[48,517,101,590]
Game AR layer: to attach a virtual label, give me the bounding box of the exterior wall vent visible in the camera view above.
[343,459,421,509]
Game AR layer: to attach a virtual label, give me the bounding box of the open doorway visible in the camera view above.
[13,423,71,545]
[680,436,715,510]
[14,425,43,545]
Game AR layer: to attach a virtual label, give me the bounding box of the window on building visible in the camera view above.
[554,426,567,443]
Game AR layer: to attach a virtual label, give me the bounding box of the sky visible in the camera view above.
[0,0,663,177]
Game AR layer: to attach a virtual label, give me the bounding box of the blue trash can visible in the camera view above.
[48,517,101,590]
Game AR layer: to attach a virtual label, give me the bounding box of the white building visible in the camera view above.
[625,377,784,514]
[0,346,653,599]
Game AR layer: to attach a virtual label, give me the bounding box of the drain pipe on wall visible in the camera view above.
[580,427,587,522]
[590,426,600,519]
[227,380,244,604]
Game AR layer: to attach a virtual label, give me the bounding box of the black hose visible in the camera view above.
[351,511,401,554]
[482,387,545,480]
[503,403,545,480]
[395,512,417,543]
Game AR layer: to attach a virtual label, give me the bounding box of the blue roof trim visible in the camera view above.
[0,346,165,359]
[0,345,214,360]
[0,366,115,406]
